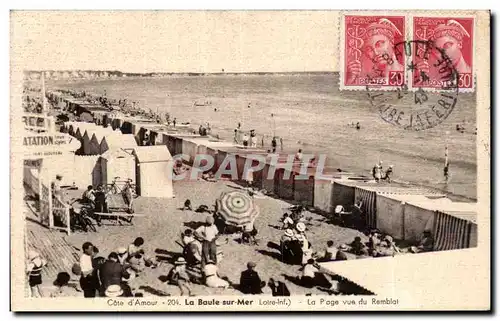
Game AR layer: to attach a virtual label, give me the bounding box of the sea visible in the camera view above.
[49,73,477,200]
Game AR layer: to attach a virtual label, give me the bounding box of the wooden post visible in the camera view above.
[48,181,53,228]
[65,207,71,235]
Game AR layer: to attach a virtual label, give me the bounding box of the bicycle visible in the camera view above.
[106,177,137,198]
[70,204,97,233]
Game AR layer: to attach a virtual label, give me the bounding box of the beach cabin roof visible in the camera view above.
[398,196,477,223]
[91,127,114,143]
[101,133,138,150]
[101,148,134,161]
[134,145,173,163]
[318,249,481,298]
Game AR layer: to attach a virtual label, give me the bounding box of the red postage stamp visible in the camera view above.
[340,15,406,90]
[411,17,474,91]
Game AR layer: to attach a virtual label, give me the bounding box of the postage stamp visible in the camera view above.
[367,39,460,131]
[411,16,474,91]
[340,14,406,90]
[9,10,490,312]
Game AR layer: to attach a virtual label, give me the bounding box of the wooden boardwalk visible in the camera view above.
[25,202,80,283]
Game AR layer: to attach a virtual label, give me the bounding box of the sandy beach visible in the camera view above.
[59,179,369,296]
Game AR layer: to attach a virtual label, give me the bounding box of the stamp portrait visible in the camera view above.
[411,16,474,91]
[340,14,406,90]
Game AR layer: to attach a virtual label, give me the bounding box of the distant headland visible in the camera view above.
[24,70,336,81]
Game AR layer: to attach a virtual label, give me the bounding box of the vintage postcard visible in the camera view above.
[10,10,490,311]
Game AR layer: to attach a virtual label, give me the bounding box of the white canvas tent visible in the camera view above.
[133,146,174,198]
[100,133,138,154]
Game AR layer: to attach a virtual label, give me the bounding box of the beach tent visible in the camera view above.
[423,201,477,251]
[354,185,444,231]
[293,166,318,206]
[133,146,174,198]
[314,178,334,213]
[81,130,93,155]
[311,172,355,213]
[318,249,484,302]
[89,128,115,155]
[100,133,138,154]
[332,180,363,210]
[100,149,136,188]
[275,168,295,200]
[376,194,446,240]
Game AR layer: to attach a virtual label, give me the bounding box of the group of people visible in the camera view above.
[26,237,157,298]
[372,161,393,183]
[167,213,267,296]
[73,238,157,298]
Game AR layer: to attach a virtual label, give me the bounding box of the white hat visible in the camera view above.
[28,250,40,261]
[105,285,123,297]
[284,229,294,237]
[116,247,127,255]
[389,165,394,168]
[339,244,349,251]
[335,205,344,214]
[296,222,306,232]
[175,257,187,265]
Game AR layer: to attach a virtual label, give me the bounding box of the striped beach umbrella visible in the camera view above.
[216,191,259,227]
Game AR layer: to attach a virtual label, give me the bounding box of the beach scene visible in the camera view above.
[49,73,477,200]
[13,10,484,308]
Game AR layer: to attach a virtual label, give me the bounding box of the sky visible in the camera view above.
[10,11,340,73]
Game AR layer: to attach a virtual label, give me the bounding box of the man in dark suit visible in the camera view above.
[239,262,265,294]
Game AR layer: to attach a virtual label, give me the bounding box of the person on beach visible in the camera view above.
[382,165,394,183]
[295,149,303,162]
[349,237,369,256]
[26,250,47,298]
[271,137,277,153]
[203,261,230,288]
[168,257,192,296]
[115,247,128,265]
[194,216,219,265]
[316,240,337,262]
[49,272,78,298]
[356,122,361,130]
[281,213,294,230]
[233,129,239,144]
[93,185,107,226]
[182,229,202,266]
[336,244,349,261]
[410,230,434,253]
[82,185,95,204]
[52,174,63,200]
[239,262,266,295]
[268,278,291,296]
[242,132,249,147]
[182,199,193,211]
[127,237,157,269]
[297,259,320,288]
[250,130,257,148]
[99,252,123,293]
[241,221,259,245]
[79,242,99,298]
[173,118,177,127]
